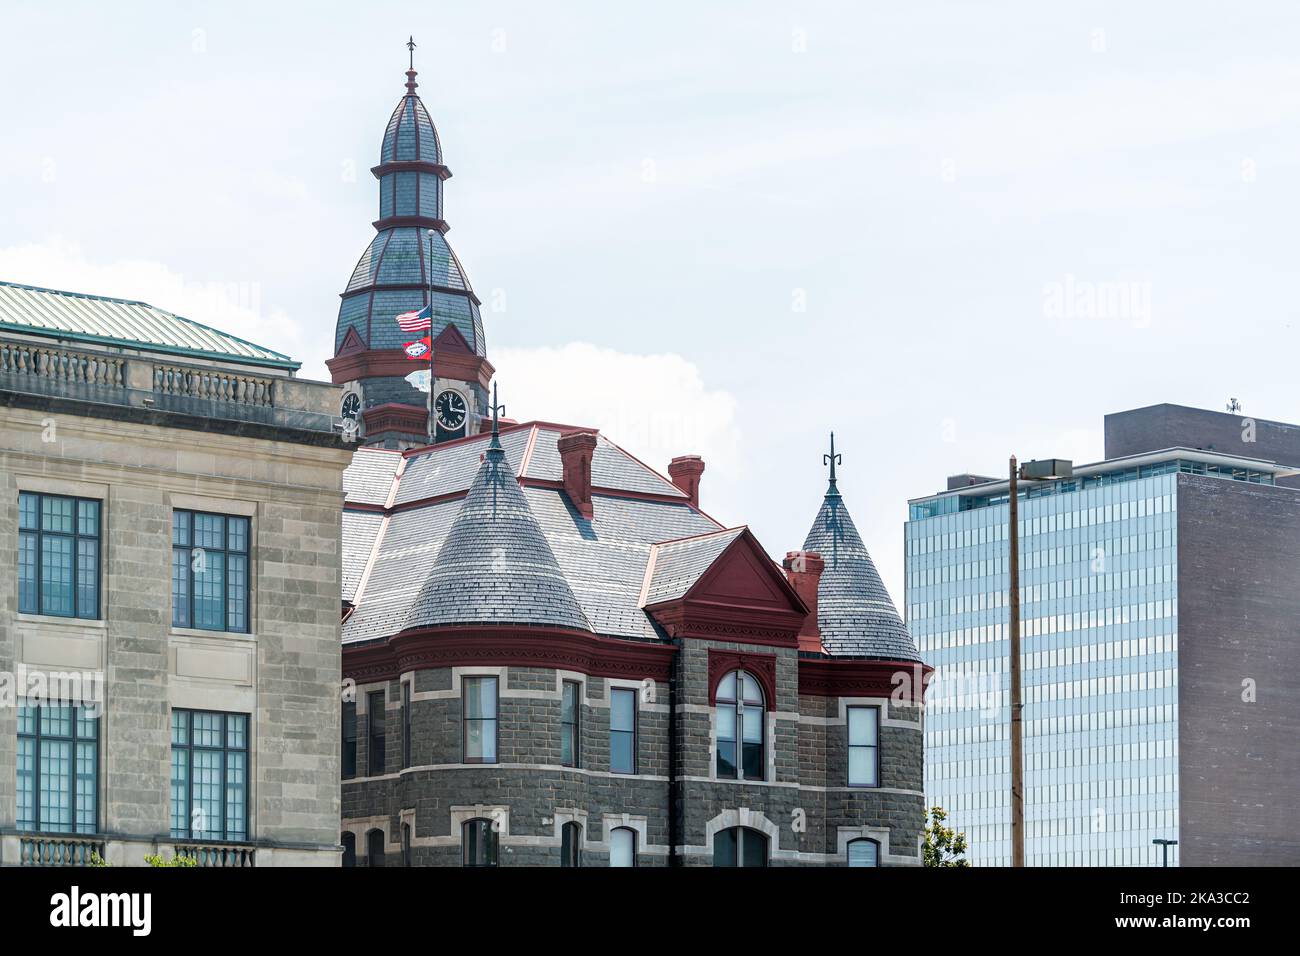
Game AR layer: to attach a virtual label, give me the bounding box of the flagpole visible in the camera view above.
[426,229,435,444]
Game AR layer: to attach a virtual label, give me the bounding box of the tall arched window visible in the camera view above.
[341,832,356,868]
[402,822,412,867]
[716,670,764,780]
[463,818,499,867]
[847,838,879,867]
[713,826,768,867]
[560,821,582,867]
[609,826,637,867]
[366,828,385,867]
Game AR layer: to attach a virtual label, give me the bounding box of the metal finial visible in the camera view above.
[405,36,419,94]
[487,382,505,453]
[823,431,842,496]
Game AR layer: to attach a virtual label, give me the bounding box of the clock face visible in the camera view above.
[435,390,468,430]
[340,391,361,421]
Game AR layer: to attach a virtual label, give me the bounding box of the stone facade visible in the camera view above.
[0,326,350,867]
[342,646,925,867]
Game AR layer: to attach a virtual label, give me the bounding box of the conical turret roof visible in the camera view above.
[802,468,920,661]
[403,436,592,632]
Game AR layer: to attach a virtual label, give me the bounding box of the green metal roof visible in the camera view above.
[0,280,300,371]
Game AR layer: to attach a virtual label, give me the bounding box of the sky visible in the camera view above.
[3,0,1300,604]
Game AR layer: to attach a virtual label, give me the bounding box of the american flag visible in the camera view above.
[395,304,433,332]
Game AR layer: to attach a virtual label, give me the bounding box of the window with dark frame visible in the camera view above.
[171,510,250,632]
[341,701,357,780]
[368,691,386,776]
[609,687,636,774]
[463,818,498,866]
[561,680,580,768]
[608,826,637,867]
[847,706,880,787]
[401,681,411,769]
[402,822,412,867]
[367,828,385,867]
[18,492,100,619]
[16,703,99,834]
[847,838,880,867]
[463,677,497,763]
[341,832,356,867]
[715,669,764,780]
[560,821,581,867]
[712,826,768,867]
[170,709,249,842]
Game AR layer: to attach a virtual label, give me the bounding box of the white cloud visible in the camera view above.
[492,342,741,503]
[0,238,304,362]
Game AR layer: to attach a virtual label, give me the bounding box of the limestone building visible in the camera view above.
[0,282,350,866]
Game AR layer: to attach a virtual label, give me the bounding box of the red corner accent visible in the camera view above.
[432,323,472,354]
[343,626,676,685]
[361,402,429,436]
[707,649,778,711]
[798,658,933,703]
[644,529,809,647]
[326,347,495,390]
[337,326,368,357]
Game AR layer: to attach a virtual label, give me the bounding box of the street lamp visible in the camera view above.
[1153,838,1178,867]
[1007,455,1072,868]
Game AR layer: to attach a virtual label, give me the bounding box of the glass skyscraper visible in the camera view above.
[907,447,1284,867]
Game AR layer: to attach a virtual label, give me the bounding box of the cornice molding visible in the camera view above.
[343,627,677,685]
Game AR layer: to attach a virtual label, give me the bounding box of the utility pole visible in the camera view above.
[1008,456,1024,868]
[1007,456,1072,868]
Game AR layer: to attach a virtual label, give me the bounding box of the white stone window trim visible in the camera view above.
[344,815,392,863]
[704,807,782,855]
[601,813,663,859]
[836,824,921,866]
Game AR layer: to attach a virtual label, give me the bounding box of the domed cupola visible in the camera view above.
[802,435,921,661]
[328,38,494,450]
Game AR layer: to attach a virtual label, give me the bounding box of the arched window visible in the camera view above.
[341,832,356,868]
[402,822,412,867]
[716,670,764,780]
[713,826,768,867]
[847,838,880,868]
[609,826,637,868]
[366,828,385,867]
[463,818,499,867]
[560,821,582,867]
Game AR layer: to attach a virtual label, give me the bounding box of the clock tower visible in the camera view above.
[327,40,493,449]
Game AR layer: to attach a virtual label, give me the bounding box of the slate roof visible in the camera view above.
[381,86,443,165]
[642,527,747,605]
[802,485,920,661]
[341,425,719,645]
[0,281,298,370]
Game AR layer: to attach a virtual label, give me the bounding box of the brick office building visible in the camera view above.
[337,57,929,867]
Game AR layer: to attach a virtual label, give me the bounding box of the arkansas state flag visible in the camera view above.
[395,304,433,333]
[402,337,432,360]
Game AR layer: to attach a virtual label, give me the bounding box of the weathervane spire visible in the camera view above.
[823,431,842,497]
[487,382,505,454]
[405,36,419,93]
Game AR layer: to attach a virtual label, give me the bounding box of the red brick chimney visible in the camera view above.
[557,430,598,519]
[782,550,824,654]
[667,455,705,508]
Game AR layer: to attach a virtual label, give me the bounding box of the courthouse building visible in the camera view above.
[0,282,350,865]
[334,57,929,866]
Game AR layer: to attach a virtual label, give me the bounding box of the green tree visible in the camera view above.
[922,805,970,867]
[144,853,199,868]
